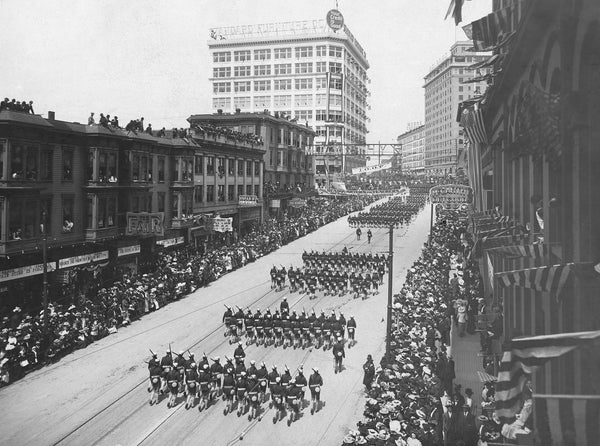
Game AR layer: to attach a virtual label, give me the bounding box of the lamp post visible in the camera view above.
[41,210,49,333]
[385,223,394,356]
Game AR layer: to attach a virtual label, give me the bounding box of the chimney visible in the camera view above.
[48,111,55,120]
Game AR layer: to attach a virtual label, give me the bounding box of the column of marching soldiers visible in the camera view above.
[143,194,427,427]
[144,250,384,426]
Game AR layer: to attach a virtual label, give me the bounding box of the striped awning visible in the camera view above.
[477,371,497,382]
[495,263,573,296]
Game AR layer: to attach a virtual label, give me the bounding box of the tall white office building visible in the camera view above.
[208,19,370,185]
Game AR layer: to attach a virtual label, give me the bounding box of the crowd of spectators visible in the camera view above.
[263,181,311,195]
[341,210,501,446]
[191,123,263,145]
[0,98,35,114]
[0,195,376,387]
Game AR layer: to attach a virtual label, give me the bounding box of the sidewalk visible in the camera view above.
[450,325,483,414]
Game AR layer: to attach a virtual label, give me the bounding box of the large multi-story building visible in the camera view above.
[0,108,265,308]
[423,42,490,176]
[188,110,314,215]
[397,123,425,176]
[207,18,370,186]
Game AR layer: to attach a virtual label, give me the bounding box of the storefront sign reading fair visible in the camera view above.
[429,184,474,209]
[326,9,344,31]
[126,212,165,236]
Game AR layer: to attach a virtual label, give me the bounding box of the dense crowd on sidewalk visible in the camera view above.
[0,196,376,388]
[341,210,498,446]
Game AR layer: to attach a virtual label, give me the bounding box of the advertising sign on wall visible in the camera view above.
[326,9,344,31]
[156,237,185,247]
[429,184,473,209]
[238,195,259,206]
[58,251,109,269]
[126,212,165,236]
[0,262,57,283]
[351,163,393,175]
[289,198,306,208]
[211,217,233,233]
[117,245,141,257]
[270,199,281,208]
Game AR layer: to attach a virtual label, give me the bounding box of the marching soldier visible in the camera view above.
[197,363,211,410]
[309,367,323,414]
[333,337,345,374]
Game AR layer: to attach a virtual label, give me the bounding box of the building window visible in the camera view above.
[238,184,243,198]
[207,156,215,175]
[172,193,179,216]
[246,184,253,195]
[11,145,37,180]
[274,79,292,90]
[40,196,52,235]
[295,110,313,121]
[234,66,251,77]
[254,65,271,76]
[329,45,342,58]
[157,192,165,212]
[237,159,244,175]
[316,78,327,90]
[183,158,193,181]
[295,62,313,74]
[254,80,271,91]
[194,186,203,204]
[294,78,313,90]
[274,63,292,75]
[158,156,165,182]
[217,185,225,202]
[228,185,234,201]
[244,160,251,176]
[274,47,291,59]
[330,77,343,89]
[316,61,327,73]
[40,147,53,182]
[316,45,327,57]
[254,185,260,197]
[61,148,73,181]
[294,94,312,107]
[213,51,231,62]
[62,197,74,233]
[234,96,251,109]
[194,155,203,175]
[99,151,117,182]
[295,46,313,58]
[316,110,327,121]
[206,185,214,202]
[234,50,251,61]
[213,67,231,78]
[212,97,230,110]
[234,81,251,92]
[254,96,271,108]
[228,159,235,175]
[274,95,291,107]
[329,62,342,73]
[213,82,231,93]
[254,49,271,60]
[254,161,260,176]
[315,126,326,136]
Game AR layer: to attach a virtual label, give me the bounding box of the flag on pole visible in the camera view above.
[445,0,464,25]
[534,394,600,446]
[495,263,573,296]
[487,243,552,260]
[495,331,600,423]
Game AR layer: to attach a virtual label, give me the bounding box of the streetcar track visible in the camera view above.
[52,287,282,446]
[134,293,317,446]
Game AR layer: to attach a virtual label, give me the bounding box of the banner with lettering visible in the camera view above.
[238,195,259,206]
[210,217,233,233]
[0,262,57,283]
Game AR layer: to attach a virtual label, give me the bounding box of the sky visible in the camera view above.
[0,0,491,143]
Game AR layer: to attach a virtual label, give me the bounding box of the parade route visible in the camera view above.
[0,203,432,446]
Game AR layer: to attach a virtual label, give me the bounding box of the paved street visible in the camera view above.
[0,202,432,446]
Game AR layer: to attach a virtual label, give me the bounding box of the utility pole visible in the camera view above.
[385,224,394,356]
[41,211,49,333]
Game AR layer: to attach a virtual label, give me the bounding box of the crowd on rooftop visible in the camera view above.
[0,98,35,114]
[192,123,264,145]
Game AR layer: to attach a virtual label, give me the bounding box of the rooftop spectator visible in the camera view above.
[88,112,95,125]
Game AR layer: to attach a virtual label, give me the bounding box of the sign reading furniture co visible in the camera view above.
[126,212,165,236]
[429,184,473,210]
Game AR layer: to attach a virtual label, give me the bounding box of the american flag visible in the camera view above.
[495,263,573,297]
[495,331,600,423]
[487,242,552,260]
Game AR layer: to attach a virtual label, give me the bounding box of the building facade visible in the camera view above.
[462,0,600,442]
[188,110,314,216]
[207,19,369,186]
[0,109,265,308]
[397,123,425,176]
[423,42,490,176]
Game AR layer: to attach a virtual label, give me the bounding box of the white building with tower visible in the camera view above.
[207,15,370,186]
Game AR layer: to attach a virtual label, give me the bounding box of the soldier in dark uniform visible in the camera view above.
[286,378,303,425]
[282,315,292,348]
[280,296,289,316]
[209,357,224,398]
[256,362,269,402]
[197,363,211,410]
[148,361,162,405]
[332,337,345,374]
[309,367,323,414]
[165,365,181,408]
[184,362,199,409]
[270,376,285,423]
[160,350,173,393]
[222,369,236,415]
[347,315,357,347]
[272,311,283,346]
[236,371,248,416]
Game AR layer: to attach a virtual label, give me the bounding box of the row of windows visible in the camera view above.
[213,46,344,64]
[213,62,343,78]
[194,184,260,204]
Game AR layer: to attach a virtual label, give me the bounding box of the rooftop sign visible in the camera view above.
[326,9,344,31]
